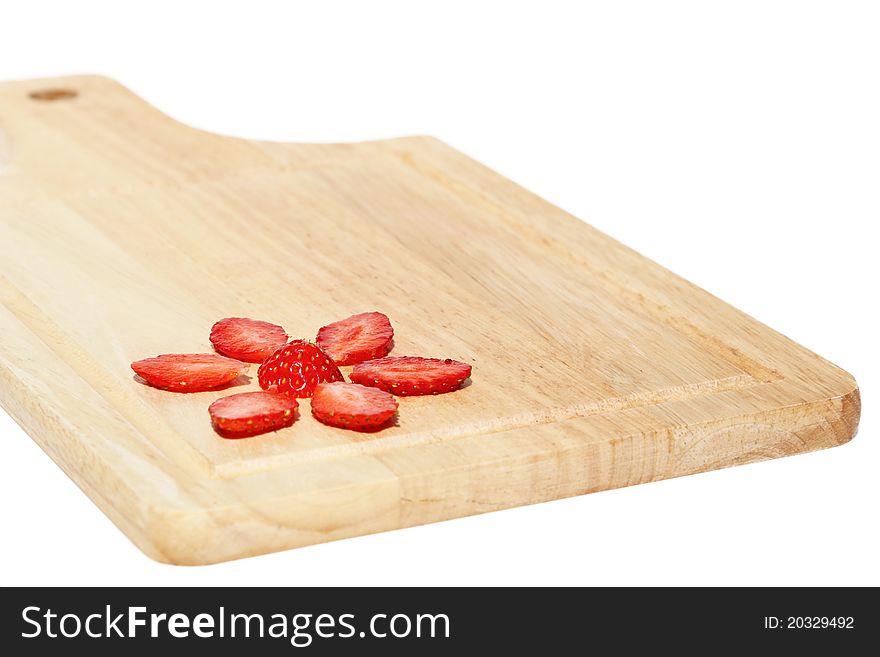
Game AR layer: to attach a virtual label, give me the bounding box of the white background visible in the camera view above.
[0,1,876,586]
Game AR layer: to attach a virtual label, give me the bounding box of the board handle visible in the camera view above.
[0,75,281,195]
[0,75,432,197]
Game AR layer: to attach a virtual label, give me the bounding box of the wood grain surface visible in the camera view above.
[0,76,860,564]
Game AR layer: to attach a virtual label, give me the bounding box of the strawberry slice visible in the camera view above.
[311,381,398,431]
[350,356,472,396]
[316,311,394,365]
[131,354,247,392]
[257,340,343,397]
[209,391,299,438]
[210,317,288,363]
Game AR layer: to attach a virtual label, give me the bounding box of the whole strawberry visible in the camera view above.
[257,340,343,398]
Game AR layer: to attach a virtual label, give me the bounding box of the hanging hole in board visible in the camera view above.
[29,88,78,102]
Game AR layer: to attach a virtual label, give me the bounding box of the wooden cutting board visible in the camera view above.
[0,76,860,564]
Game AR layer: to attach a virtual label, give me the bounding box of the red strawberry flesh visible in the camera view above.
[209,391,298,438]
[311,381,398,431]
[350,356,471,396]
[316,311,394,365]
[210,317,288,363]
[257,340,343,398]
[131,353,247,392]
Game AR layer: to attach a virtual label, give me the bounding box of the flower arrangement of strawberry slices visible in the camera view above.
[130,312,471,438]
